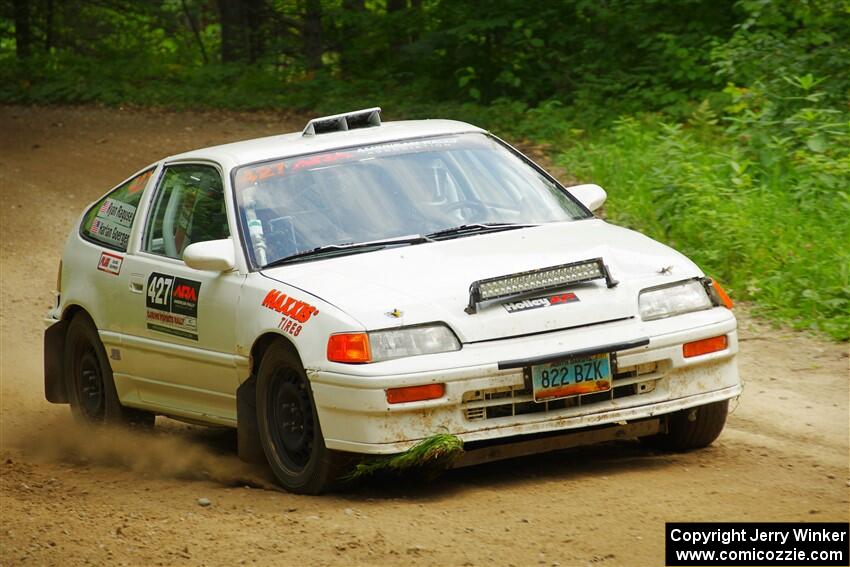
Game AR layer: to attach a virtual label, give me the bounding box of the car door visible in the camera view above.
[118,162,244,424]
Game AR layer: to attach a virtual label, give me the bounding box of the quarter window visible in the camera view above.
[81,169,153,251]
[144,164,229,260]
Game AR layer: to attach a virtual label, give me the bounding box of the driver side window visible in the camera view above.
[144,164,229,259]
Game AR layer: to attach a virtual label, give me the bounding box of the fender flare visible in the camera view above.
[238,333,304,464]
[236,374,264,463]
[44,320,70,403]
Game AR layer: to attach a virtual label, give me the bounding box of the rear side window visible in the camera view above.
[81,169,154,251]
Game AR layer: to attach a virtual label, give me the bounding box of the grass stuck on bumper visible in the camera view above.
[345,434,465,481]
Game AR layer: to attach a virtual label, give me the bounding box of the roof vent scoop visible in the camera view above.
[302,107,382,137]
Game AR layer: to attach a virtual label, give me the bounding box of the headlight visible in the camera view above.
[327,324,461,363]
[369,324,461,362]
[639,279,712,321]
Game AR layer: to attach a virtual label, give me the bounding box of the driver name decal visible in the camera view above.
[97,198,136,227]
[503,292,579,314]
[90,218,131,249]
[146,272,202,340]
[262,289,319,337]
[89,197,136,249]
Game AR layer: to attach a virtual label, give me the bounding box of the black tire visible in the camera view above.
[64,312,155,428]
[647,400,729,451]
[256,341,352,494]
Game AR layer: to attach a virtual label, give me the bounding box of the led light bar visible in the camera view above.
[466,258,617,314]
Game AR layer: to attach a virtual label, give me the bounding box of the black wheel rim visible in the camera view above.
[268,367,315,473]
[77,346,105,421]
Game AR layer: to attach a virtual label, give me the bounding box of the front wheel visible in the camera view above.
[647,400,729,451]
[64,312,154,427]
[255,341,351,494]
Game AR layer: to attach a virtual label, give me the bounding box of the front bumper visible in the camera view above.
[309,308,741,454]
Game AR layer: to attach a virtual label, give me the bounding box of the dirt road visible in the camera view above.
[1,105,848,567]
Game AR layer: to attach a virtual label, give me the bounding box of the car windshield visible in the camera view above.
[233,133,590,267]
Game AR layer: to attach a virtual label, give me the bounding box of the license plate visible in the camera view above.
[531,353,612,402]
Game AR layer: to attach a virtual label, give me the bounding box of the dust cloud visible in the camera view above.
[8,415,279,491]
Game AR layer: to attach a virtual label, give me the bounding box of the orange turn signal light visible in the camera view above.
[711,279,734,309]
[386,383,445,404]
[327,333,371,363]
[683,335,728,358]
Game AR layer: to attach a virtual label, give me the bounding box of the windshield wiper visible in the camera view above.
[425,222,537,240]
[261,234,433,269]
[262,224,536,268]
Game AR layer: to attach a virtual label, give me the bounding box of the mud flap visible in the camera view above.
[237,374,265,463]
[44,320,69,404]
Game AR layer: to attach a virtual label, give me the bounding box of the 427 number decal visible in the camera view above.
[147,274,173,307]
[145,272,201,340]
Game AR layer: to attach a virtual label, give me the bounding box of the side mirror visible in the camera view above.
[183,239,236,272]
[568,183,607,212]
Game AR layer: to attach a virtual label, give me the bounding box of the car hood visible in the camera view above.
[261,219,703,342]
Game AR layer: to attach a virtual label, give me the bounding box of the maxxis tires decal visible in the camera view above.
[261,289,319,338]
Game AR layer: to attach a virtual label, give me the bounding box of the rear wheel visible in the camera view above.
[647,400,729,451]
[256,341,351,494]
[64,312,154,427]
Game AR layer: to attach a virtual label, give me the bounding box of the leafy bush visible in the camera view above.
[556,83,850,339]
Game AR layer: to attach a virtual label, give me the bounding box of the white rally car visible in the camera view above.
[45,108,741,493]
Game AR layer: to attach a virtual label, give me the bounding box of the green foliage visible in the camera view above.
[556,80,850,339]
[345,433,464,480]
[711,0,850,111]
[0,0,741,116]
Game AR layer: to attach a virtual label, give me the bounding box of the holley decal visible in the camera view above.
[503,292,579,314]
[262,289,319,337]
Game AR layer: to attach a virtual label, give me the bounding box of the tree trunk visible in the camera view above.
[302,0,323,70]
[340,0,365,76]
[243,0,266,64]
[181,0,209,63]
[45,0,55,51]
[410,0,422,42]
[386,0,406,51]
[386,0,405,12]
[13,0,31,59]
[217,0,266,63]
[216,0,242,62]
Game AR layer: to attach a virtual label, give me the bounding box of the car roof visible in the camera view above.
[164,119,486,168]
